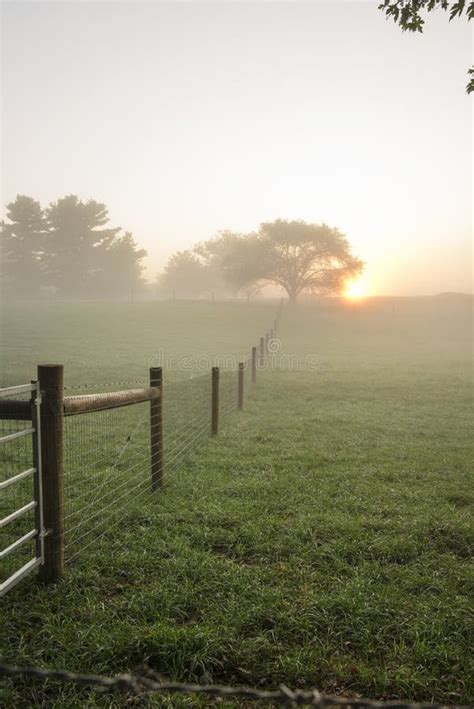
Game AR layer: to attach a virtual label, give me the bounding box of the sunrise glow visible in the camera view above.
[344,278,369,300]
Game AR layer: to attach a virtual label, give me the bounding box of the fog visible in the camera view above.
[2,1,472,298]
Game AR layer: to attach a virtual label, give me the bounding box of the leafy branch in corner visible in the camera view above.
[378,1,474,92]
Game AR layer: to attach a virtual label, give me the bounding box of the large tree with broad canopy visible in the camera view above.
[202,220,363,304]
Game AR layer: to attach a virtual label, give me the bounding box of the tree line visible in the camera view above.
[159,220,363,303]
[2,194,363,303]
[1,194,146,298]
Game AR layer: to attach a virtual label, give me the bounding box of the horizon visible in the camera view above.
[1,1,473,296]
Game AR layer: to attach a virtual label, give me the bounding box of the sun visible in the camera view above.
[344,277,369,300]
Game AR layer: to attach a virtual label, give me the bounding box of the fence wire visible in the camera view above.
[64,378,148,392]
[1,311,282,570]
[220,368,240,418]
[165,372,212,479]
[60,366,249,562]
[0,391,36,586]
[62,399,151,562]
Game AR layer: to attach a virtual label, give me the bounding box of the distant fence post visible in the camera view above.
[211,367,219,435]
[38,364,64,582]
[251,347,257,384]
[150,367,164,491]
[259,337,265,365]
[265,332,270,354]
[238,362,244,410]
[273,318,277,338]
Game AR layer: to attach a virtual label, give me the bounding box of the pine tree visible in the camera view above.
[45,195,120,296]
[100,232,147,297]
[1,195,47,297]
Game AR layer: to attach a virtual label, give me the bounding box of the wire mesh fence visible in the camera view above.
[166,372,212,479]
[220,368,240,418]
[60,347,273,565]
[0,304,284,585]
[60,365,248,561]
[59,367,248,563]
[62,399,151,562]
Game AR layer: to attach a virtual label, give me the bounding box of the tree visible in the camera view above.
[218,220,363,304]
[378,0,474,92]
[2,193,149,299]
[99,232,147,297]
[45,195,121,296]
[1,195,47,297]
[194,231,256,296]
[158,250,210,298]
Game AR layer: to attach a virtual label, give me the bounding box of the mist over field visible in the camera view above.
[0,1,472,707]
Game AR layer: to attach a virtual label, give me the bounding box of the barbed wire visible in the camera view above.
[64,378,148,391]
[0,661,467,708]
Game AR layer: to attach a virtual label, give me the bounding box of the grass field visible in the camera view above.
[0,300,277,386]
[0,296,473,707]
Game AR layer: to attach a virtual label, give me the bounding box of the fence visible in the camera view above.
[0,305,283,593]
[0,384,43,596]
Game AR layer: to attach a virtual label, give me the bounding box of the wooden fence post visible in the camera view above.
[238,362,244,410]
[211,367,219,435]
[150,367,163,491]
[265,332,270,353]
[259,337,265,365]
[37,364,64,582]
[251,346,257,384]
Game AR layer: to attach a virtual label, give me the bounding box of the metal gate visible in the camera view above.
[0,383,44,597]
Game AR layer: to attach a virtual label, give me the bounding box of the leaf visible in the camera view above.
[467,66,474,93]
[449,1,466,20]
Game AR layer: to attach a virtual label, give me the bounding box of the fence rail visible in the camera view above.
[64,386,161,415]
[0,303,284,592]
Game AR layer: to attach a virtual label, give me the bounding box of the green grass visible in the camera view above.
[0,296,473,707]
[0,299,275,386]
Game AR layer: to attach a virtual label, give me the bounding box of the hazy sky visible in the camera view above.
[1,0,472,294]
